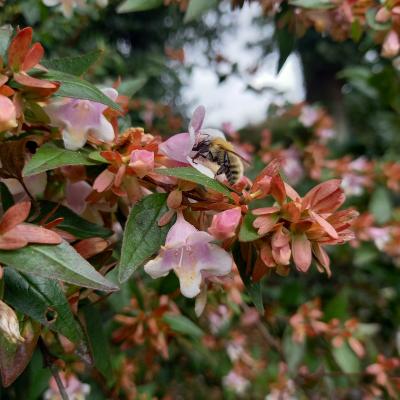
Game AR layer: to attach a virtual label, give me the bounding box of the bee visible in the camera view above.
[190,136,246,185]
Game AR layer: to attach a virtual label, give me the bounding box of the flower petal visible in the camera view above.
[165,212,198,247]
[188,157,215,178]
[90,114,115,143]
[66,180,92,214]
[196,243,232,277]
[189,105,205,133]
[159,132,193,164]
[62,127,88,150]
[175,263,202,298]
[144,255,173,279]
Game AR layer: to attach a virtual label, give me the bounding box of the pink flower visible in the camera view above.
[382,30,400,58]
[208,207,242,241]
[65,180,92,214]
[299,105,319,127]
[144,212,232,298]
[158,105,226,178]
[222,370,250,395]
[129,149,154,178]
[45,88,117,150]
[0,95,17,132]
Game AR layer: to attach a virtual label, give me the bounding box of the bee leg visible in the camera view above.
[215,165,226,177]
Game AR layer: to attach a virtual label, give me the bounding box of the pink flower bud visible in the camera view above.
[375,7,391,23]
[0,95,17,132]
[208,207,242,241]
[129,149,154,178]
[382,31,400,58]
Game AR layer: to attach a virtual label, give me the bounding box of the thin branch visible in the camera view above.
[39,338,70,400]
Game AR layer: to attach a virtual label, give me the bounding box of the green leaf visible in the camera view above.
[0,241,118,292]
[35,201,112,239]
[119,193,173,282]
[0,182,14,211]
[40,70,121,111]
[276,27,296,74]
[41,50,103,76]
[4,269,83,343]
[155,167,232,198]
[118,77,148,97]
[288,0,334,9]
[184,0,217,23]
[23,142,101,176]
[351,19,363,43]
[81,304,113,380]
[0,25,13,58]
[232,242,264,313]
[369,186,392,224]
[117,0,163,13]
[332,343,361,374]
[163,314,204,338]
[239,213,262,242]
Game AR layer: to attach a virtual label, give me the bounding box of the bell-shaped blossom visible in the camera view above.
[382,30,400,58]
[0,300,24,344]
[129,149,154,178]
[208,207,242,241]
[65,180,92,215]
[0,95,17,132]
[158,105,225,178]
[45,88,118,150]
[144,212,232,298]
[222,370,250,395]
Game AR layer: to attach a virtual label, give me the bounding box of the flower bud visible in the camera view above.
[129,149,154,178]
[0,95,17,132]
[382,31,400,58]
[208,207,241,241]
[0,300,24,344]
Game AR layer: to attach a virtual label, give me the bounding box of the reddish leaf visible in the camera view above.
[292,233,312,272]
[7,27,33,71]
[0,74,9,87]
[0,202,31,234]
[13,72,58,89]
[93,169,114,192]
[309,210,339,239]
[21,43,44,71]
[0,320,40,387]
[0,85,15,97]
[0,235,28,250]
[6,224,63,245]
[74,237,109,259]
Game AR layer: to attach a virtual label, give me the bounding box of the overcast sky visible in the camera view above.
[181,2,305,129]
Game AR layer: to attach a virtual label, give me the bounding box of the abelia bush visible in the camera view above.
[0,1,399,396]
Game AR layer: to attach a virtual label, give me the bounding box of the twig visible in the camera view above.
[39,338,70,400]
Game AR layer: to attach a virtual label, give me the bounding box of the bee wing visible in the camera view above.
[225,149,250,165]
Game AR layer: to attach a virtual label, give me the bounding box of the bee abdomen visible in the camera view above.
[226,154,243,185]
